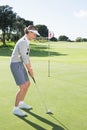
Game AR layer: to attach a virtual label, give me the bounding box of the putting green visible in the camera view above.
[0,42,87,130]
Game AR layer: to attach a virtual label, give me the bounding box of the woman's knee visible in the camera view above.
[20,81,30,90]
[24,81,30,90]
[26,81,30,87]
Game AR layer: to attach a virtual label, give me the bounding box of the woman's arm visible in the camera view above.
[25,63,34,78]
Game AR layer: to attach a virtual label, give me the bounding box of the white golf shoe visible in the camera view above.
[18,101,32,110]
[13,107,26,117]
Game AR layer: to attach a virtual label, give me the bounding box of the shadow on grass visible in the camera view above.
[16,115,46,130]
[30,49,67,57]
[16,110,65,130]
[0,45,13,57]
[0,44,67,57]
[50,115,69,130]
[30,44,67,57]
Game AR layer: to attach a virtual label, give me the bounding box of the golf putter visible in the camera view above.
[32,77,53,114]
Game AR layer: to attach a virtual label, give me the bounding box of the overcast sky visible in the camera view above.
[0,0,87,40]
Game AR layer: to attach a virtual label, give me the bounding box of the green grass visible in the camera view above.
[0,41,87,130]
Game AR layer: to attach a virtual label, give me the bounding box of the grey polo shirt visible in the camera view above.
[10,35,30,64]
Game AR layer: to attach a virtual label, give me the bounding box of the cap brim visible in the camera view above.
[29,30,40,36]
[35,31,40,36]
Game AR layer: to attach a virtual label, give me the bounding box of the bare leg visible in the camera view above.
[15,81,30,106]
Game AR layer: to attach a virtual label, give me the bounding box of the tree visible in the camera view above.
[0,5,16,45]
[36,25,48,37]
[82,38,87,42]
[75,37,82,42]
[75,37,87,42]
[24,20,33,27]
[12,17,34,42]
[13,16,26,38]
[58,35,69,41]
[50,37,57,42]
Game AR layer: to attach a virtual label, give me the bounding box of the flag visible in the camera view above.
[48,31,54,39]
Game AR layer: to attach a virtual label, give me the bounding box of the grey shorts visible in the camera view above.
[10,62,29,85]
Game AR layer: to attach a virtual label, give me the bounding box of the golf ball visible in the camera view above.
[47,109,51,112]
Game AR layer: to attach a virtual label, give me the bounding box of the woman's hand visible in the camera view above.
[28,67,34,78]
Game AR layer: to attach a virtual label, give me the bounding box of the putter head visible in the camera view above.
[46,109,53,114]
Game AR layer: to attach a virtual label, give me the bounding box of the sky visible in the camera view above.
[0,0,87,40]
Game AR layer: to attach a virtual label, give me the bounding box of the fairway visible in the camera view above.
[0,42,87,130]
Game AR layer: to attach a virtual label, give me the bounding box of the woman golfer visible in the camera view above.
[10,25,40,116]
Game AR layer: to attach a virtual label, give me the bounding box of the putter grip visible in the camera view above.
[32,77,36,83]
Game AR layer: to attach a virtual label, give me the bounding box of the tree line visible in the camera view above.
[0,5,87,46]
[0,5,48,45]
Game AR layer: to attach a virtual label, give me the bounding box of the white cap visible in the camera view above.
[28,30,40,36]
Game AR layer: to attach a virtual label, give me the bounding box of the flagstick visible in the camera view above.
[48,40,50,77]
[48,30,53,77]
